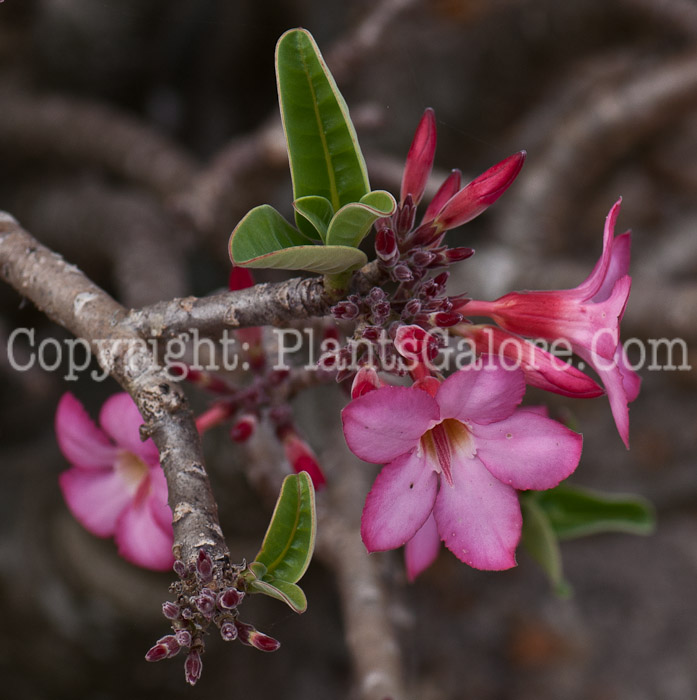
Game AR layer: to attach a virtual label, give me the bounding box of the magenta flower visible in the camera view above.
[455,324,604,399]
[56,392,174,571]
[342,361,582,571]
[462,199,639,447]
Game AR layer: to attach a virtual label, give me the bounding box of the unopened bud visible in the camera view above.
[173,559,188,578]
[370,301,391,323]
[351,366,381,399]
[433,311,464,327]
[220,621,238,642]
[410,250,437,267]
[217,587,244,610]
[446,246,474,263]
[248,629,281,652]
[195,589,217,618]
[362,326,382,341]
[196,550,213,583]
[422,168,462,224]
[331,300,360,320]
[395,196,417,236]
[230,414,257,443]
[145,643,169,662]
[400,108,437,207]
[158,635,181,658]
[432,151,526,231]
[162,601,180,620]
[404,299,422,316]
[282,432,326,489]
[184,650,203,686]
[236,621,281,652]
[375,227,399,265]
[392,264,413,282]
[175,629,193,648]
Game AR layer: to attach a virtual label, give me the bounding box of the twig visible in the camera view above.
[0,211,225,567]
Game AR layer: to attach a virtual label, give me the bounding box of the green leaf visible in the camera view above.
[325,190,397,248]
[248,577,308,613]
[254,472,317,584]
[521,495,571,597]
[229,204,367,273]
[276,28,370,238]
[293,195,334,241]
[535,484,656,540]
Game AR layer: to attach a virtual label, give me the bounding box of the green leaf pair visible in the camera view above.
[244,472,316,613]
[521,483,655,596]
[229,28,395,276]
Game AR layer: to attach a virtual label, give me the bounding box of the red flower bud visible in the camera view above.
[401,108,437,206]
[422,169,462,224]
[282,432,326,489]
[230,414,257,443]
[351,366,381,398]
[184,650,203,686]
[433,152,526,231]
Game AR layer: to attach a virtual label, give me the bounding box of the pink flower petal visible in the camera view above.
[147,466,173,533]
[472,411,582,490]
[99,393,160,465]
[55,393,118,469]
[342,386,439,464]
[435,361,524,425]
[405,513,440,581]
[574,198,622,300]
[593,232,631,303]
[361,450,438,552]
[59,467,132,537]
[578,344,639,449]
[115,481,174,571]
[434,456,521,570]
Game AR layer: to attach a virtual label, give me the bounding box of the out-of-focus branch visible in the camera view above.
[498,50,697,253]
[0,212,224,568]
[126,260,381,339]
[0,89,200,202]
[315,457,408,700]
[242,423,408,700]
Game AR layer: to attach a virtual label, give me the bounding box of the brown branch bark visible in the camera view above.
[0,211,225,567]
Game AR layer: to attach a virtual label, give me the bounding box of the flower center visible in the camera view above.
[115,450,149,495]
[420,418,476,487]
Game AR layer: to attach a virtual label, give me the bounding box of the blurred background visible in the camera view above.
[1,0,696,698]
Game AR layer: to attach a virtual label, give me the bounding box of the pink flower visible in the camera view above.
[455,324,604,398]
[56,392,174,571]
[342,361,582,571]
[462,199,639,447]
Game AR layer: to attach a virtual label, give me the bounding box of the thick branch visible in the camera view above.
[0,211,226,566]
[127,261,381,338]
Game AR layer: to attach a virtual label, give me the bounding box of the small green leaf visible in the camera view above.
[230,204,367,273]
[248,577,308,613]
[521,495,571,597]
[325,190,397,248]
[276,28,370,238]
[293,195,334,241]
[535,484,656,540]
[254,472,317,584]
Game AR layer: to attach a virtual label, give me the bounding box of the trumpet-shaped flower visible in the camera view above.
[342,361,582,571]
[462,199,639,447]
[56,392,174,571]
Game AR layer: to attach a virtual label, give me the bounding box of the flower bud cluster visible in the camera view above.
[146,549,278,686]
